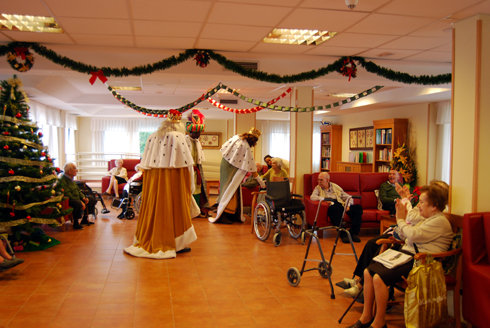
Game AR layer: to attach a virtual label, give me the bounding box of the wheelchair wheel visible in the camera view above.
[93,207,98,220]
[287,267,301,287]
[318,261,332,279]
[134,192,142,213]
[125,209,135,220]
[287,210,306,240]
[300,231,306,244]
[253,202,272,241]
[273,232,282,247]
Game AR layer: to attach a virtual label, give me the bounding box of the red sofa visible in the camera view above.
[303,172,390,229]
[462,212,490,327]
[101,159,140,196]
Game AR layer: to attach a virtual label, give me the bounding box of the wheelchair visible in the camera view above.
[114,180,143,220]
[253,179,306,247]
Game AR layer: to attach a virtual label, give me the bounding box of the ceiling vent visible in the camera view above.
[219,98,238,104]
[236,61,258,70]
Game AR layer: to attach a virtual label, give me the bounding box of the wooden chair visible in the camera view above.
[376,213,463,328]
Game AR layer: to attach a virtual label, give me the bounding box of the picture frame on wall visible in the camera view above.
[199,132,222,149]
[349,126,373,150]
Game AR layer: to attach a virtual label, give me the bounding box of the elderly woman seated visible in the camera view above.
[261,157,288,182]
[348,182,453,328]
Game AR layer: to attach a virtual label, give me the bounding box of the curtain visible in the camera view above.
[435,102,451,183]
[312,121,321,172]
[91,118,161,158]
[258,120,290,163]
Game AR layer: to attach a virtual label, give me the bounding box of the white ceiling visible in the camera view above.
[0,0,489,120]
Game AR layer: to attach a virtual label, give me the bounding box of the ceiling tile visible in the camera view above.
[135,36,196,50]
[410,20,455,37]
[452,1,490,19]
[359,48,421,60]
[57,18,132,35]
[0,0,52,15]
[377,0,482,19]
[250,42,311,54]
[381,36,449,50]
[279,8,368,31]
[45,0,129,19]
[301,0,391,11]
[404,51,452,62]
[223,0,301,6]
[133,21,202,37]
[304,45,370,56]
[196,39,256,52]
[321,32,398,48]
[70,34,134,47]
[200,24,270,42]
[1,30,74,44]
[130,0,211,21]
[347,13,434,35]
[208,3,291,27]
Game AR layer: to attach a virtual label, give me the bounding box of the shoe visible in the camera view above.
[177,247,191,254]
[117,213,125,219]
[345,285,361,297]
[351,234,361,243]
[341,234,350,243]
[0,257,24,269]
[344,277,357,288]
[73,224,83,230]
[102,192,110,196]
[101,209,110,214]
[346,319,373,328]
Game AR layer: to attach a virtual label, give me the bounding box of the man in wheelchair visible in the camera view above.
[310,172,363,243]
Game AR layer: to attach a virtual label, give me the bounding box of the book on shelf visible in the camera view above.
[381,129,386,144]
[376,129,382,145]
[386,129,392,144]
[322,133,330,145]
[373,248,412,269]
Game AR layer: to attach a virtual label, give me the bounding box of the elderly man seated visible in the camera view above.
[59,163,93,230]
[310,172,363,243]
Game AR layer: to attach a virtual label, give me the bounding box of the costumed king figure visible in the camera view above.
[209,128,265,224]
[185,109,210,218]
[124,110,200,259]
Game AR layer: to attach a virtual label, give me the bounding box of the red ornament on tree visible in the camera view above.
[8,169,14,175]
[38,132,43,137]
[26,216,31,221]
[3,131,9,135]
[10,212,15,217]
[3,145,9,150]
[15,112,22,118]
[41,152,46,156]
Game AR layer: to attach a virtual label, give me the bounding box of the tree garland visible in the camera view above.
[1,42,451,85]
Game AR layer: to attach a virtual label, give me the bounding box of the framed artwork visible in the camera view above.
[349,126,373,150]
[365,128,374,148]
[349,130,357,149]
[199,132,221,149]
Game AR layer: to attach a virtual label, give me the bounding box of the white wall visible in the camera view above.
[329,103,432,186]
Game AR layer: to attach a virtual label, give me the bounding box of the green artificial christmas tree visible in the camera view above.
[0,76,68,251]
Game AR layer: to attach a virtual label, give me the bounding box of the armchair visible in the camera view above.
[101,159,140,196]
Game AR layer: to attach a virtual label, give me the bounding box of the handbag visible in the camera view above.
[404,253,447,328]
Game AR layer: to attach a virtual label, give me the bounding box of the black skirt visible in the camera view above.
[115,176,127,184]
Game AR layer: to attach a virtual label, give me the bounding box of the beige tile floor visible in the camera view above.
[0,199,408,328]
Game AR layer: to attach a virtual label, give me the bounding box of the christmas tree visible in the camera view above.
[0,76,67,250]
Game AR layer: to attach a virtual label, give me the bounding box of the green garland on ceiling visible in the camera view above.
[1,42,451,85]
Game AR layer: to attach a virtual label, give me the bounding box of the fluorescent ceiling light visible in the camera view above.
[263,28,336,46]
[0,14,63,33]
[112,86,142,91]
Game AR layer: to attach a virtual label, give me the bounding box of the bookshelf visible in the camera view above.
[373,119,408,172]
[320,124,342,172]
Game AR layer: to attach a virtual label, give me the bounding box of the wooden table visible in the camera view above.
[379,214,396,234]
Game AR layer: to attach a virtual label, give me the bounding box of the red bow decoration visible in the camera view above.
[14,47,29,60]
[339,57,357,81]
[89,70,108,85]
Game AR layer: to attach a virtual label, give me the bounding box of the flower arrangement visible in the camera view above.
[390,143,417,188]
